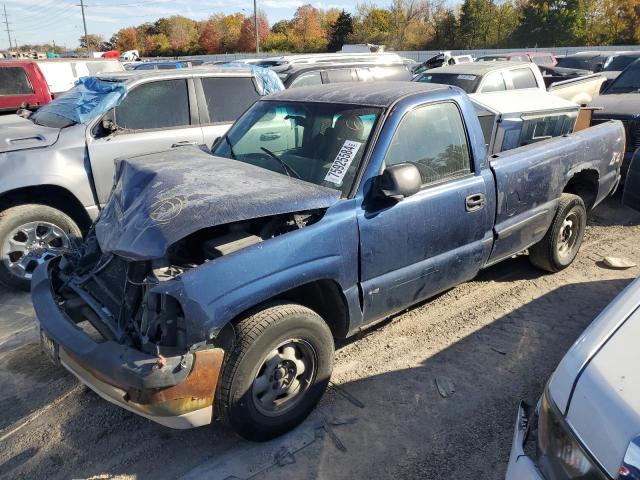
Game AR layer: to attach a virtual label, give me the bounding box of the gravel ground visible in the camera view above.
[0,196,639,480]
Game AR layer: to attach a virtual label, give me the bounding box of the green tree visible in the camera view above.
[512,0,591,47]
[352,5,392,45]
[79,33,105,51]
[327,10,354,52]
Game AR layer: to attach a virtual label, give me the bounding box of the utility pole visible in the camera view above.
[253,0,259,54]
[2,4,12,51]
[79,0,89,50]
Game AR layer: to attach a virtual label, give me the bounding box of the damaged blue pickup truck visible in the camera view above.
[32,82,629,441]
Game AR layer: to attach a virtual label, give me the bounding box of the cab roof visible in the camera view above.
[96,66,255,84]
[264,81,452,107]
[426,61,532,75]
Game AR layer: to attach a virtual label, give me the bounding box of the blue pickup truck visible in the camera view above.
[32,82,629,441]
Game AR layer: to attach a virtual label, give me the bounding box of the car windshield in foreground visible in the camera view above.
[211,100,382,196]
[604,55,640,72]
[415,72,480,93]
[606,62,640,93]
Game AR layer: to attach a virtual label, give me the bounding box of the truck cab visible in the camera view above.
[0,61,52,113]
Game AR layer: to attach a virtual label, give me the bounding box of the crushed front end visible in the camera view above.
[31,231,224,429]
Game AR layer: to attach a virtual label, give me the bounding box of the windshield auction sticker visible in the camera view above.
[325,140,362,185]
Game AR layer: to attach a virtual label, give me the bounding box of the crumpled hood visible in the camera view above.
[95,147,341,260]
[0,114,61,153]
[591,93,640,118]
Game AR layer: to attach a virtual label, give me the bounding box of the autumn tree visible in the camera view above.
[156,16,199,54]
[114,27,138,52]
[79,33,105,51]
[327,10,354,52]
[198,20,220,53]
[237,12,270,52]
[388,0,430,49]
[352,5,393,45]
[291,4,327,52]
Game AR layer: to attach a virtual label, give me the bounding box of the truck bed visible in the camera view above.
[487,120,625,264]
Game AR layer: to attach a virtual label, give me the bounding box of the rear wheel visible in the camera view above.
[0,205,81,291]
[529,193,586,272]
[215,303,334,441]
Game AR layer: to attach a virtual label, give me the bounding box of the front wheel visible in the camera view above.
[529,193,587,272]
[0,205,81,291]
[215,303,334,441]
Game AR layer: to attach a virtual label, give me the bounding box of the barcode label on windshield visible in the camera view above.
[324,140,362,185]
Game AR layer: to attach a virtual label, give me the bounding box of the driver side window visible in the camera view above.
[384,102,472,185]
[114,79,190,131]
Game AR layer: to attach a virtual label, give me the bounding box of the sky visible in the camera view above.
[1,0,356,50]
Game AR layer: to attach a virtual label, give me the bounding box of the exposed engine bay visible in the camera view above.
[51,210,325,356]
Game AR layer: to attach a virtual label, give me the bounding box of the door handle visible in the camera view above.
[260,132,281,141]
[171,141,199,148]
[465,193,486,212]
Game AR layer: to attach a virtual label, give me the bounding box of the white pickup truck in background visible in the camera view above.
[414,61,606,105]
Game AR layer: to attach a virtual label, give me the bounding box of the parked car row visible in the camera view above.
[0,58,124,113]
[1,49,639,478]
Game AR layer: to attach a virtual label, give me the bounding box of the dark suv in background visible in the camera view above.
[591,58,640,178]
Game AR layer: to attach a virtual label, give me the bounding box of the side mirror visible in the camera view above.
[600,79,611,94]
[377,163,422,200]
[102,118,117,133]
[594,63,603,73]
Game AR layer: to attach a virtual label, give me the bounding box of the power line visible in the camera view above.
[78,0,89,48]
[2,4,12,50]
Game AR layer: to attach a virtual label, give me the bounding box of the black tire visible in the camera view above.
[0,205,81,291]
[215,302,334,441]
[529,193,586,272]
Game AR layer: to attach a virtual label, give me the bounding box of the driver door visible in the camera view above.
[357,101,494,323]
[86,78,204,205]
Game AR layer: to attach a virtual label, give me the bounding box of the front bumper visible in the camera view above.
[31,259,224,429]
[505,402,546,480]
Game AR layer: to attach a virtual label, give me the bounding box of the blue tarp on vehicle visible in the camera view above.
[219,63,284,95]
[33,76,128,124]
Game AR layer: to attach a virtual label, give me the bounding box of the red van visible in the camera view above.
[0,61,53,113]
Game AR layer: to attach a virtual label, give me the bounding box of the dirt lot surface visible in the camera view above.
[1,197,639,480]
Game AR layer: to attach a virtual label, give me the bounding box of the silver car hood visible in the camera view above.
[0,115,61,153]
[565,306,640,476]
[547,277,640,477]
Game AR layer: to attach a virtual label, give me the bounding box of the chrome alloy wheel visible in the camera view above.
[252,339,317,417]
[1,221,71,281]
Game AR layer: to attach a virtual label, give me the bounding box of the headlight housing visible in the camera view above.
[537,388,609,479]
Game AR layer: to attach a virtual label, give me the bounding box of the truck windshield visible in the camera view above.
[605,55,640,72]
[31,77,127,128]
[0,66,34,95]
[212,100,382,196]
[415,72,480,93]
[606,62,640,93]
[556,57,590,70]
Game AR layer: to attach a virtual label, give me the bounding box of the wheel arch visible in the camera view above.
[215,279,351,348]
[563,168,599,211]
[0,185,93,232]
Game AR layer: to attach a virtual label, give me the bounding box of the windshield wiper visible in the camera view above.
[223,134,237,159]
[260,147,301,179]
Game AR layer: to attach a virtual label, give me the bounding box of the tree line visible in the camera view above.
[70,0,640,55]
